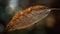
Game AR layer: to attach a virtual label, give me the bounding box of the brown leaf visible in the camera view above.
[6,5,51,31]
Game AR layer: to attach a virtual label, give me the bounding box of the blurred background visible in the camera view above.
[0,0,60,34]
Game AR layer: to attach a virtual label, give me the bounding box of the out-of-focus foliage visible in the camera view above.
[0,0,60,34]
